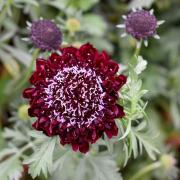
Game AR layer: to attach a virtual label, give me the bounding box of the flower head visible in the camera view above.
[117,9,164,47]
[30,19,62,51]
[23,43,126,153]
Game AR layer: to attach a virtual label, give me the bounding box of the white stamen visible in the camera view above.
[121,33,127,38]
[144,40,148,47]
[26,21,32,27]
[157,20,165,26]
[136,41,141,49]
[122,15,127,20]
[150,9,154,15]
[21,37,30,41]
[154,34,160,39]
[132,8,137,12]
[116,24,125,28]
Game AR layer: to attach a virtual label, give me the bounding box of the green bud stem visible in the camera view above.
[129,161,161,180]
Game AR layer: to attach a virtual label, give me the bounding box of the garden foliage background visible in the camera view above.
[0,0,179,180]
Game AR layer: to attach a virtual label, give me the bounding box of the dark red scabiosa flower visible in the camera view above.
[23,43,126,153]
[30,19,62,51]
[117,9,164,46]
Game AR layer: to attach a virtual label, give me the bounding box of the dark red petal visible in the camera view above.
[79,142,89,153]
[114,104,125,118]
[72,143,79,151]
[107,60,119,75]
[23,88,35,98]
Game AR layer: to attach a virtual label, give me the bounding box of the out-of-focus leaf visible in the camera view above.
[128,0,155,9]
[0,153,23,180]
[3,128,28,145]
[86,37,113,53]
[0,49,20,78]
[2,45,31,67]
[170,100,180,129]
[70,0,99,11]
[0,30,16,42]
[14,0,39,6]
[81,14,107,37]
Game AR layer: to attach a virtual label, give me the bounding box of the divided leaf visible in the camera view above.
[0,154,23,180]
[75,155,122,180]
[24,137,57,178]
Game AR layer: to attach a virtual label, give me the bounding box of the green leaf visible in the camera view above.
[0,49,20,78]
[135,56,147,75]
[128,0,155,9]
[131,128,160,160]
[75,155,122,180]
[71,0,99,11]
[170,100,180,129]
[0,154,23,180]
[24,137,57,178]
[2,45,31,67]
[3,128,28,145]
[14,0,39,6]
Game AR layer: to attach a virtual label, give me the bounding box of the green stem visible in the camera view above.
[129,162,161,180]
[14,48,40,92]
[134,41,142,57]
[130,40,142,65]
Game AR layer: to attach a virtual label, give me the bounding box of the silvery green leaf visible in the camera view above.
[135,56,148,75]
[24,137,57,178]
[0,154,23,180]
[128,0,155,9]
[3,128,28,144]
[75,155,122,180]
[130,131,138,159]
[132,128,160,160]
[53,151,70,172]
[0,148,17,161]
[119,120,131,140]
[28,130,48,140]
[90,155,122,180]
[50,154,77,180]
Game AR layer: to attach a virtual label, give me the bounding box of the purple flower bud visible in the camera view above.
[125,10,157,40]
[30,19,62,51]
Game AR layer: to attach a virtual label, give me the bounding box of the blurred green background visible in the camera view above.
[0,0,179,179]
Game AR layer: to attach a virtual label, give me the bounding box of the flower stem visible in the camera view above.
[130,40,142,65]
[129,161,161,180]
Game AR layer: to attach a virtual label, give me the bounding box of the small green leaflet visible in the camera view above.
[131,126,160,160]
[24,136,57,178]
